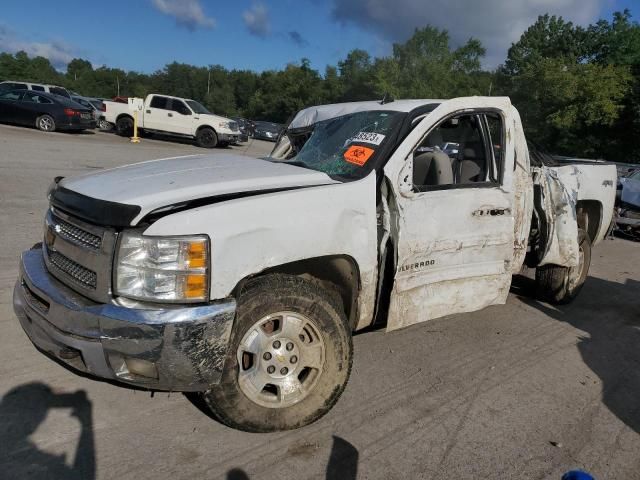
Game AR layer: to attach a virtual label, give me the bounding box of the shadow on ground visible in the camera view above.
[0,382,95,480]
[226,435,359,480]
[512,273,640,434]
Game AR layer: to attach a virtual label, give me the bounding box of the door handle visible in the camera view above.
[473,208,511,217]
[146,109,151,114]
[168,112,173,117]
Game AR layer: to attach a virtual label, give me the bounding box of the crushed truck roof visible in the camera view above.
[288,99,443,130]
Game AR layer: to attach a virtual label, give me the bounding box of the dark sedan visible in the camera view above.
[253,120,283,142]
[0,90,96,132]
[232,117,254,142]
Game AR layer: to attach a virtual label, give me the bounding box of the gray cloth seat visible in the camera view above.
[458,141,486,183]
[413,151,453,188]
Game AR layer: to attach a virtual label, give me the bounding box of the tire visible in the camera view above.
[115,116,133,137]
[196,127,218,148]
[36,115,55,132]
[535,228,591,304]
[202,274,353,432]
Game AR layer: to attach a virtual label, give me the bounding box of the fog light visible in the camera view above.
[125,358,158,379]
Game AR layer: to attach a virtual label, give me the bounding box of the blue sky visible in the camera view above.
[0,0,638,73]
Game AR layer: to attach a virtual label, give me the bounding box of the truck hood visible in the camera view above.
[58,153,339,225]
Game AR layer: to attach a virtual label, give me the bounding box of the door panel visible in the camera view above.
[0,92,23,122]
[143,95,171,131]
[164,99,193,135]
[383,98,517,331]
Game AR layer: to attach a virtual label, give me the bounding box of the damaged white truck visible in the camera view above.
[14,97,616,432]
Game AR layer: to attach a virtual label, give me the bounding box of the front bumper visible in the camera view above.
[218,132,240,143]
[13,248,236,391]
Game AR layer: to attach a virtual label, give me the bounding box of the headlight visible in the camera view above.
[218,121,231,129]
[115,232,209,303]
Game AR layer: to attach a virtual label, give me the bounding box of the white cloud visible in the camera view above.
[0,25,76,69]
[151,0,215,30]
[330,0,605,66]
[243,3,271,38]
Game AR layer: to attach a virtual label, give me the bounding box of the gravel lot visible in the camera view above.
[0,124,639,480]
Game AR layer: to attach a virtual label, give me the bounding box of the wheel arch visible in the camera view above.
[232,255,361,331]
[115,113,134,123]
[196,124,217,135]
[576,199,603,244]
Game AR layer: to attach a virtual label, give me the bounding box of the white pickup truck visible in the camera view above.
[14,97,616,432]
[103,94,241,147]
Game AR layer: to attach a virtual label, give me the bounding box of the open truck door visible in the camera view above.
[383,97,531,331]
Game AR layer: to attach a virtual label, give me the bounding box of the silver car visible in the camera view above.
[71,96,110,129]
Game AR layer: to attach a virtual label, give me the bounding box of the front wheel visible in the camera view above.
[535,228,592,304]
[36,115,55,132]
[196,127,218,148]
[202,274,352,432]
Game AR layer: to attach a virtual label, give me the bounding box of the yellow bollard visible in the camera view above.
[130,110,141,143]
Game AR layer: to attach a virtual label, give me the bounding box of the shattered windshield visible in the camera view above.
[270,110,403,180]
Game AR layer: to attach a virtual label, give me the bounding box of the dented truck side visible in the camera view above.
[13,96,617,432]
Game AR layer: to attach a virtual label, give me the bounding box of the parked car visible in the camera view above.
[13,97,616,432]
[72,95,110,129]
[232,117,254,142]
[615,168,640,239]
[253,120,283,141]
[0,90,96,132]
[102,94,240,147]
[0,81,71,98]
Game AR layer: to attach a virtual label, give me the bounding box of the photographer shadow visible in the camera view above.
[512,273,640,434]
[0,382,95,480]
[226,435,359,480]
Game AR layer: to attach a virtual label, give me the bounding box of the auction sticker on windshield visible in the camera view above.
[349,132,385,146]
[344,145,375,166]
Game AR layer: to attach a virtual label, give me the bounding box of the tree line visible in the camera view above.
[1,10,638,162]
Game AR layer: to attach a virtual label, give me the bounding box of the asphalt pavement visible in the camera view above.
[0,124,639,480]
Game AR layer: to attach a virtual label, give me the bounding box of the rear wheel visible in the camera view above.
[202,274,352,432]
[36,115,55,132]
[115,116,133,137]
[535,228,591,304]
[196,127,218,148]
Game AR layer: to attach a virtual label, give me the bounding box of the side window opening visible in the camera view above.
[170,99,191,115]
[31,85,45,92]
[0,91,22,100]
[49,87,69,98]
[412,112,505,192]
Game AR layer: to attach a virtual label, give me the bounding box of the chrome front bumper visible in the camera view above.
[13,248,236,391]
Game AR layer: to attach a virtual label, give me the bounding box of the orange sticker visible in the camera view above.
[343,145,375,166]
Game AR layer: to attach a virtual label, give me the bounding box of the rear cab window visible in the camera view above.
[150,96,170,109]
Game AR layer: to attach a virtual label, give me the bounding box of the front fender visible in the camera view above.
[142,174,379,328]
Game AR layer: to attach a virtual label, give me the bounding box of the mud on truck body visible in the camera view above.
[14,97,616,432]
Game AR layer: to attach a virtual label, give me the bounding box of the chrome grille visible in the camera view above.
[43,208,117,302]
[51,215,102,250]
[47,250,97,289]
[229,121,238,131]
